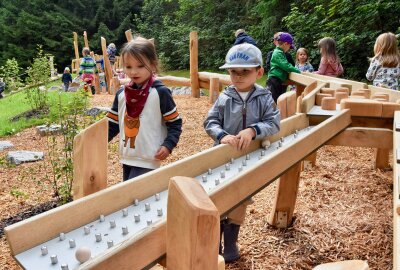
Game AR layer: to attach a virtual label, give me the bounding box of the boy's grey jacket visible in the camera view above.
[204,84,280,144]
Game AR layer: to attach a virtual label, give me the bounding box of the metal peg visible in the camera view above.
[69,239,76,248]
[225,163,230,171]
[41,246,48,256]
[50,255,58,264]
[110,220,116,228]
[107,240,114,248]
[145,203,151,211]
[99,215,105,222]
[220,171,225,178]
[134,214,140,222]
[95,233,102,242]
[208,168,213,175]
[84,226,90,235]
[133,198,139,206]
[202,175,207,182]
[155,193,160,201]
[122,208,128,217]
[122,226,129,235]
[157,208,163,216]
[59,233,66,241]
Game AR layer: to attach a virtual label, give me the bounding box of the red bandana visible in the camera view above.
[124,75,155,117]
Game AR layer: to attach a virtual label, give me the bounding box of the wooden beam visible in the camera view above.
[101,37,113,93]
[73,118,108,199]
[167,177,219,270]
[190,31,200,98]
[393,111,400,270]
[300,83,328,113]
[209,77,220,104]
[73,32,80,60]
[305,73,368,92]
[326,127,392,149]
[369,85,400,102]
[198,72,232,86]
[90,51,100,93]
[157,76,191,87]
[340,99,382,117]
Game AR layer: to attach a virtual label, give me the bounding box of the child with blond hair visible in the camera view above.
[366,32,400,90]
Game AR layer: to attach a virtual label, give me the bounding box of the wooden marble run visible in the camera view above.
[6,30,400,269]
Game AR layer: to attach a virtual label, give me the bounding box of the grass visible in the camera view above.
[0,90,76,137]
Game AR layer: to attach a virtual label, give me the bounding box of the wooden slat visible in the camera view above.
[198,72,232,86]
[157,76,191,87]
[326,127,392,149]
[300,83,327,113]
[73,118,108,199]
[340,99,382,117]
[209,77,220,104]
[125,29,133,42]
[83,31,89,48]
[289,72,326,87]
[305,73,368,92]
[393,111,400,270]
[73,32,79,60]
[166,177,219,270]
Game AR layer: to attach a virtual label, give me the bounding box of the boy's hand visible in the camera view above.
[220,135,239,149]
[235,128,256,150]
[155,146,171,160]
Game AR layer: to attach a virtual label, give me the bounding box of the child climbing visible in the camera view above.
[106,37,182,181]
[366,32,400,90]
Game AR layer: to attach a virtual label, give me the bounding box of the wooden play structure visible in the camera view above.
[5,31,400,270]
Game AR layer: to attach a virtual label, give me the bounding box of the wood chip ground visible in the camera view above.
[0,94,393,269]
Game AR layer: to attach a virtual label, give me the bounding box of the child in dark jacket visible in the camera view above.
[61,67,72,91]
[233,29,257,47]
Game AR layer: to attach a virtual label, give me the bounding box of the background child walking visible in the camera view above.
[79,47,98,94]
[366,32,400,90]
[61,67,72,91]
[314,37,343,77]
[204,43,280,263]
[295,47,314,72]
[267,32,300,103]
[106,37,182,181]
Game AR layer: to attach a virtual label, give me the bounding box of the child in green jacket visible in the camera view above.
[267,32,300,103]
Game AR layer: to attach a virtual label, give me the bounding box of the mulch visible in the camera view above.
[0,93,393,269]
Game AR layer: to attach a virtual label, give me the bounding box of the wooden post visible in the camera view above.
[209,77,220,104]
[72,118,108,199]
[167,176,221,270]
[101,37,113,94]
[83,31,89,48]
[375,148,389,169]
[268,162,302,228]
[73,32,79,60]
[125,29,133,42]
[190,31,200,98]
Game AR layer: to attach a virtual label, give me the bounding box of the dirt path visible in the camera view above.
[0,94,393,269]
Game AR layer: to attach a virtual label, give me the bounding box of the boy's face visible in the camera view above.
[228,67,264,92]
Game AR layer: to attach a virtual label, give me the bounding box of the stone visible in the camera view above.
[36,124,62,136]
[0,141,14,151]
[6,151,44,165]
[86,107,110,117]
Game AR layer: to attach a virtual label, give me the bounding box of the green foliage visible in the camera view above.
[10,187,29,199]
[283,0,400,80]
[45,89,93,204]
[25,45,52,110]
[0,58,23,93]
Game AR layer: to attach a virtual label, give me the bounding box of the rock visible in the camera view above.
[6,151,44,165]
[36,124,62,136]
[0,141,14,151]
[86,107,110,117]
[170,86,206,96]
[49,85,62,92]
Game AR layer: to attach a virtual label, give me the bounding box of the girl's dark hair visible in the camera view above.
[121,37,159,74]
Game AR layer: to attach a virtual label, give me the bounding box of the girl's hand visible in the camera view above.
[155,146,171,160]
[235,128,256,150]
[220,135,239,149]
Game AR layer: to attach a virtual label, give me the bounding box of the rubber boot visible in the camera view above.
[223,223,240,263]
[91,86,96,95]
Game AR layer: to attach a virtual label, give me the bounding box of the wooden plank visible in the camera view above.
[369,85,400,102]
[305,73,368,91]
[198,72,232,86]
[382,102,400,118]
[375,148,389,169]
[326,127,392,149]
[301,83,327,113]
[157,76,191,87]
[167,177,219,270]
[340,99,382,117]
[73,118,108,199]
[394,111,400,270]
[101,37,113,94]
[190,31,200,98]
[125,29,133,42]
[73,32,80,60]
[286,91,297,118]
[288,72,325,87]
[90,51,100,93]
[277,94,288,119]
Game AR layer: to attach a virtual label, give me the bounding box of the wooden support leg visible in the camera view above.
[302,151,317,171]
[268,162,302,228]
[210,77,220,104]
[375,148,389,169]
[167,176,221,270]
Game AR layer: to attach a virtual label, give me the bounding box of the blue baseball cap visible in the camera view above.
[277,32,296,50]
[220,43,263,69]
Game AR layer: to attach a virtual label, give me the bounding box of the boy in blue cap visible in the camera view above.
[204,43,280,263]
[267,32,301,102]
